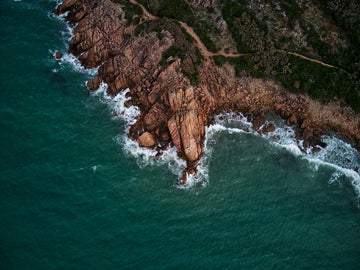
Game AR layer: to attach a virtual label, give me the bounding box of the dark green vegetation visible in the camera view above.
[220,1,290,77]
[218,0,360,111]
[136,18,202,84]
[279,56,358,104]
[137,0,195,26]
[137,0,218,53]
[311,0,360,101]
[111,0,143,25]
[222,0,268,53]
[279,0,304,28]
[193,18,218,53]
[3,2,360,269]
[113,0,360,111]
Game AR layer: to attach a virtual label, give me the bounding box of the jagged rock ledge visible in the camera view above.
[56,0,360,184]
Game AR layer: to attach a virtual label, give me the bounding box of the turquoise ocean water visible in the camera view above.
[1,1,360,269]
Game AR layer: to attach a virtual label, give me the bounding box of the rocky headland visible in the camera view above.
[56,0,360,183]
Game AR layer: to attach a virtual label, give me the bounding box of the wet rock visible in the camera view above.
[252,112,266,131]
[57,0,360,184]
[262,122,276,134]
[124,100,132,108]
[138,132,156,147]
[160,130,171,142]
[87,76,102,92]
[55,51,62,59]
[181,166,197,185]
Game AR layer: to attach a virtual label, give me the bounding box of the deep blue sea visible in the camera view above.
[1,1,360,269]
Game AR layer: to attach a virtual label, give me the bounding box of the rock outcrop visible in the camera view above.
[56,0,360,183]
[138,132,156,148]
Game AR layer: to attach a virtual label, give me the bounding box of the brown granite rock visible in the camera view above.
[57,0,360,184]
[55,51,62,59]
[262,122,276,134]
[87,76,102,92]
[138,132,156,147]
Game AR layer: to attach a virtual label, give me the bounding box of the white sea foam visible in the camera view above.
[54,0,63,9]
[50,1,360,193]
[305,137,360,196]
[92,84,187,180]
[98,92,360,194]
[258,120,360,197]
[200,111,360,197]
[63,53,97,75]
[176,113,254,188]
[52,22,98,75]
[50,4,97,76]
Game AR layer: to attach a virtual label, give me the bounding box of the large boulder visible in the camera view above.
[138,132,156,148]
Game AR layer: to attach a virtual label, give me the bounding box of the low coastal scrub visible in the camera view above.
[111,0,143,25]
[217,0,360,111]
[193,20,218,53]
[138,0,219,53]
[221,0,268,53]
[214,54,360,111]
[137,0,195,26]
[279,56,360,111]
[115,0,360,111]
[279,0,303,28]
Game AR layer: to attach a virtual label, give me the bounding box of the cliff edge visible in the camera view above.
[56,0,360,183]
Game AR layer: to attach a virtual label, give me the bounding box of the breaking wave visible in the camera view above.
[51,2,360,194]
[50,4,98,76]
[91,84,187,183]
[92,84,360,196]
[201,111,360,197]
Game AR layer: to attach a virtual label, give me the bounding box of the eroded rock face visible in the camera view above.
[168,86,205,163]
[57,0,360,183]
[56,0,128,68]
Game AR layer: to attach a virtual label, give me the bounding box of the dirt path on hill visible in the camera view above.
[131,0,337,68]
[129,0,157,20]
[178,21,213,60]
[287,52,336,68]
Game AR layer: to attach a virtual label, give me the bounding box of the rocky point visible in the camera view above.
[56,0,360,184]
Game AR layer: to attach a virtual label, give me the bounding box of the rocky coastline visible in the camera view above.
[56,0,360,183]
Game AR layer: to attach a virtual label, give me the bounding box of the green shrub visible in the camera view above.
[111,0,143,26]
[213,55,226,66]
[280,0,303,29]
[277,55,360,111]
[138,0,195,26]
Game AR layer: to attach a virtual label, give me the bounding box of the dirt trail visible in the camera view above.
[129,0,157,20]
[179,21,247,59]
[131,0,238,61]
[287,52,336,68]
[131,0,336,68]
[178,22,212,60]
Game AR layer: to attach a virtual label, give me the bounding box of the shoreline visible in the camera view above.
[56,0,360,184]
